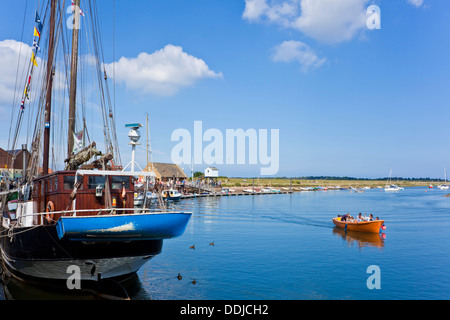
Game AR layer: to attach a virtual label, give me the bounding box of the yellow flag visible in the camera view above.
[24,84,29,99]
[33,26,40,38]
[31,52,38,67]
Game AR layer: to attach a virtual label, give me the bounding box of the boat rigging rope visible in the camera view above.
[0,224,41,240]
[0,223,73,259]
[41,223,73,258]
[7,0,29,152]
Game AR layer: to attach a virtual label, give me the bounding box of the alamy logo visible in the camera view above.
[366,265,381,290]
[366,5,381,30]
[66,265,81,290]
[66,3,84,30]
[171,121,280,176]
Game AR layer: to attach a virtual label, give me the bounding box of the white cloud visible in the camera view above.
[243,0,370,44]
[104,44,223,96]
[243,0,270,21]
[0,39,68,140]
[0,39,43,146]
[294,0,369,43]
[0,39,67,105]
[272,40,326,71]
[243,0,300,27]
[406,0,423,7]
[0,39,35,107]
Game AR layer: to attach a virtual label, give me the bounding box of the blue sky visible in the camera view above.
[1,0,450,178]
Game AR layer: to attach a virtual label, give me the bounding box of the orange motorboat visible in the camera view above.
[332,217,385,233]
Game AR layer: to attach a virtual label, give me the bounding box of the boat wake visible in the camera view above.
[260,213,332,229]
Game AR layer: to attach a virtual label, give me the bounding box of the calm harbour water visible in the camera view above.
[2,187,450,300]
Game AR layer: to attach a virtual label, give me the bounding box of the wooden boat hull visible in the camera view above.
[332,218,385,233]
[0,224,163,281]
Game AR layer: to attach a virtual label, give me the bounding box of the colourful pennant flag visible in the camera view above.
[73,131,83,153]
[33,40,41,53]
[71,1,85,16]
[24,84,29,99]
[34,26,40,38]
[31,52,38,67]
[35,11,43,32]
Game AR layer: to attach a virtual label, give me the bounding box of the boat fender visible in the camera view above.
[45,201,55,224]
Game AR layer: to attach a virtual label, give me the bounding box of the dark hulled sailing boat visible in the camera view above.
[0,0,191,283]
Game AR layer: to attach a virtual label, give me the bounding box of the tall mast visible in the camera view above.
[146,114,149,166]
[42,0,57,176]
[67,0,81,157]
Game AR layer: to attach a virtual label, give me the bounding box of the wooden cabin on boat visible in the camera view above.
[29,170,135,225]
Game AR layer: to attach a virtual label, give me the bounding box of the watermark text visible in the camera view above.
[171,121,279,176]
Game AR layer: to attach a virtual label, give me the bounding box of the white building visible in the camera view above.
[204,167,219,178]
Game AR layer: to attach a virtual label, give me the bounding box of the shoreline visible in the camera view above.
[180,182,450,200]
[219,178,439,189]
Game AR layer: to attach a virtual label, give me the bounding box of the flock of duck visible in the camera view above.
[176,241,215,285]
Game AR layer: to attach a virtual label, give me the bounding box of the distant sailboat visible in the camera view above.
[438,169,449,190]
[384,169,403,192]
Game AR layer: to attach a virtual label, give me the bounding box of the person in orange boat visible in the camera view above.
[357,213,363,222]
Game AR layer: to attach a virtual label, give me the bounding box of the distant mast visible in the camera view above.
[42,0,57,176]
[67,0,81,157]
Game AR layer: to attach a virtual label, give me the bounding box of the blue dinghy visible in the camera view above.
[56,212,191,242]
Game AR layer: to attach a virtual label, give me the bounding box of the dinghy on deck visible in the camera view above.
[56,211,191,241]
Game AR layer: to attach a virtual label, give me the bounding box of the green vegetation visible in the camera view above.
[217,177,440,189]
[193,171,204,178]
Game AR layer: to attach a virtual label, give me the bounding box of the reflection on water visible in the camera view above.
[3,187,450,300]
[0,268,151,300]
[332,227,386,248]
[0,265,4,300]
